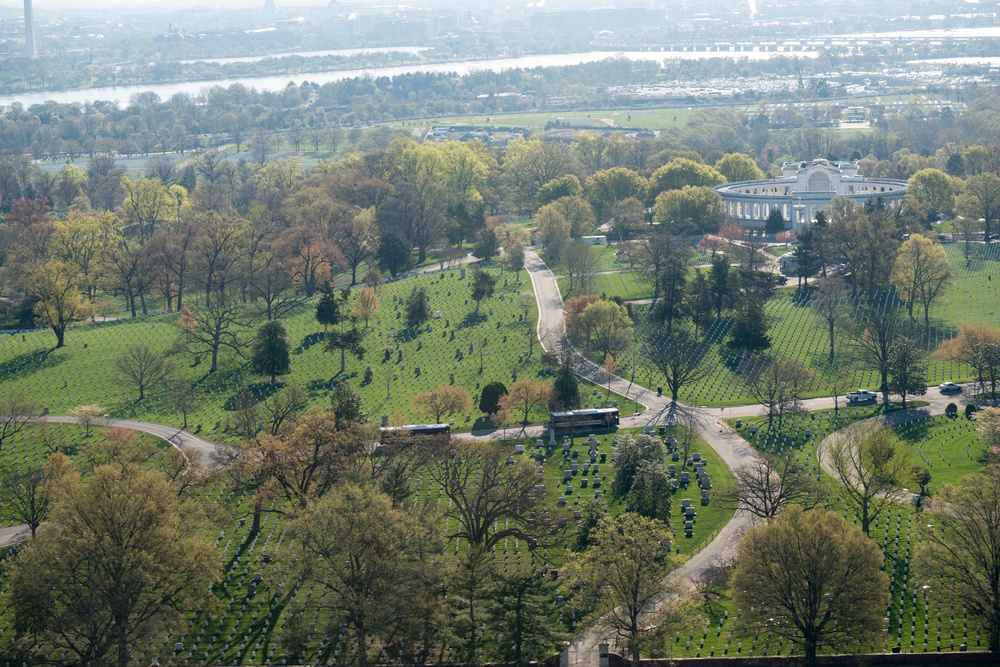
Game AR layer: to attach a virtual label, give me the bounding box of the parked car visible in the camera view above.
[846,389,879,403]
[939,382,962,393]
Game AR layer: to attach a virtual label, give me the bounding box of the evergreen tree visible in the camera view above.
[252,320,291,383]
[765,207,786,233]
[405,285,431,328]
[486,566,567,667]
[315,282,338,331]
[550,356,580,410]
[479,381,508,415]
[708,253,730,318]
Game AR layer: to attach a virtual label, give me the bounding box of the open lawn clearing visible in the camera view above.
[0,267,542,439]
[389,106,694,133]
[620,243,1000,406]
[717,407,994,656]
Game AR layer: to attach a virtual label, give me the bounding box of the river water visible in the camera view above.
[0,48,816,108]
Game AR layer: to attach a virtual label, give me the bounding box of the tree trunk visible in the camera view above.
[804,636,818,667]
[861,502,870,535]
[54,326,65,348]
[357,625,369,667]
[249,506,262,540]
[210,344,219,373]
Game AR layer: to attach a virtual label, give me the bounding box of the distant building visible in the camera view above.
[23,0,37,57]
[714,159,907,230]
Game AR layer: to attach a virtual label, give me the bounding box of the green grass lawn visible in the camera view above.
[390,106,694,133]
[620,243,1000,406]
[557,270,656,301]
[714,407,994,657]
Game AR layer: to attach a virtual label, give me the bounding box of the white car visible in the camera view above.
[939,382,962,393]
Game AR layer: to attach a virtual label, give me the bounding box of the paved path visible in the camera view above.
[521,248,759,666]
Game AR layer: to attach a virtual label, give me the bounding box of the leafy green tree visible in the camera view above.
[470,268,497,313]
[906,168,956,223]
[486,565,567,667]
[728,300,770,353]
[890,233,954,330]
[550,355,581,411]
[708,253,730,318]
[11,464,221,667]
[287,484,442,667]
[329,383,367,428]
[730,507,889,667]
[958,172,1000,241]
[829,422,912,535]
[648,157,725,201]
[714,152,764,183]
[28,260,91,348]
[653,185,724,234]
[572,497,606,552]
[585,167,648,223]
[472,228,501,262]
[887,337,927,408]
[628,460,672,522]
[765,206,786,233]
[566,514,699,667]
[252,320,291,383]
[505,241,525,278]
[611,434,663,498]
[535,174,582,208]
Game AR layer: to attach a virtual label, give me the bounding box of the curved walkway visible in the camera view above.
[523,248,760,666]
[0,417,226,549]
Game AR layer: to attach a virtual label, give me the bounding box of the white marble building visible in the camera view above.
[714,159,907,229]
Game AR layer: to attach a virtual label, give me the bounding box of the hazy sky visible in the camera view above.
[2,0,332,10]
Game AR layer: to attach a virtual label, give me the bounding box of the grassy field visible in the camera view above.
[0,265,639,442]
[389,106,695,133]
[557,271,656,301]
[620,243,1000,406]
[716,407,994,657]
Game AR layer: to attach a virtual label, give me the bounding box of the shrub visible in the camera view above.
[965,403,979,419]
[945,403,958,417]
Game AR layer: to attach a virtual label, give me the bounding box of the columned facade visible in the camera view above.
[714,159,907,230]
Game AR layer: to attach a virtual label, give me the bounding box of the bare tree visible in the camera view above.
[811,275,850,359]
[722,451,826,519]
[0,392,36,451]
[1,464,52,537]
[853,295,905,403]
[427,443,560,553]
[742,357,811,430]
[176,300,251,373]
[114,345,174,402]
[641,328,713,404]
